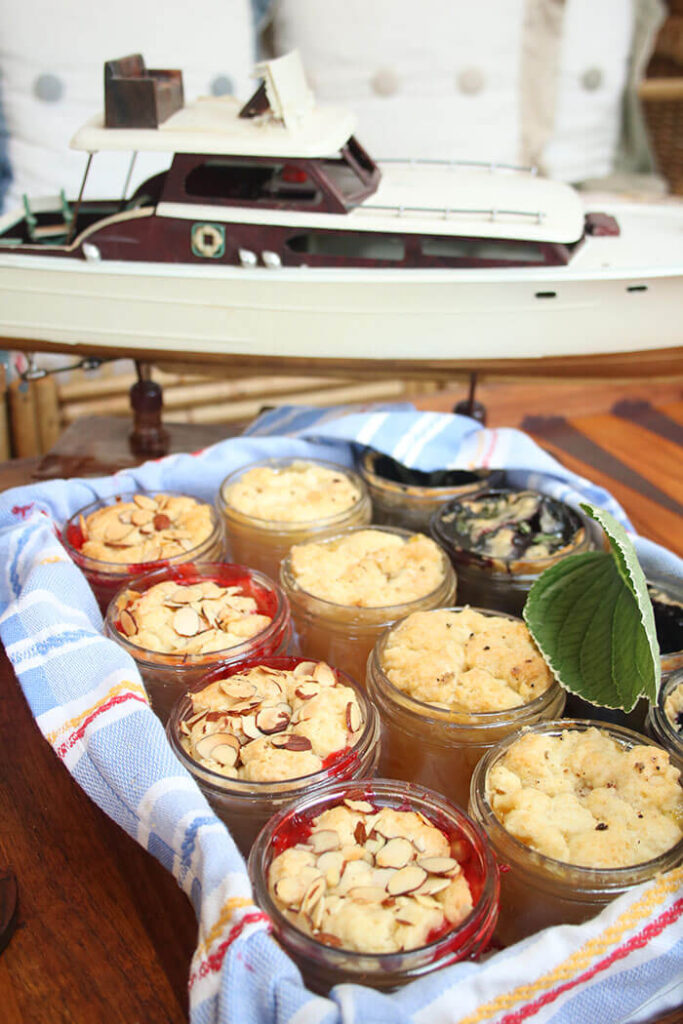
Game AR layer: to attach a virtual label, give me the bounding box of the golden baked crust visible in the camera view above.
[80,494,214,565]
[664,682,683,734]
[115,579,272,655]
[179,661,363,782]
[289,529,445,607]
[487,727,683,868]
[381,608,552,711]
[268,800,473,953]
[224,461,361,522]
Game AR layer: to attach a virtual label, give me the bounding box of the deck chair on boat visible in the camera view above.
[22,190,74,244]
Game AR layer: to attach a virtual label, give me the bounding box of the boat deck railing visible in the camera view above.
[377,157,538,175]
[350,202,547,223]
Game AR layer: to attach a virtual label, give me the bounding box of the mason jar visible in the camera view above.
[105,562,293,723]
[166,656,381,855]
[217,457,371,581]
[280,526,456,683]
[468,719,683,946]
[356,447,501,532]
[367,607,566,808]
[63,491,224,613]
[430,488,601,616]
[645,670,683,762]
[248,778,499,993]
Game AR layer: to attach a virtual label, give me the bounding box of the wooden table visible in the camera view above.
[0,393,681,1023]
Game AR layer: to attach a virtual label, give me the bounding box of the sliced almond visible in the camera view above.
[119,609,137,637]
[294,682,320,701]
[346,701,362,733]
[105,520,134,543]
[316,851,345,887]
[170,587,194,604]
[312,662,337,687]
[317,932,343,948]
[310,894,326,931]
[376,837,415,870]
[414,893,441,910]
[255,707,289,735]
[78,513,88,538]
[417,856,459,876]
[343,798,375,814]
[274,877,304,908]
[354,820,367,846]
[310,830,341,855]
[293,660,319,677]
[416,876,451,896]
[301,876,327,917]
[364,835,386,857]
[241,716,262,741]
[347,886,387,904]
[219,678,257,700]
[194,732,239,761]
[139,524,155,535]
[274,734,312,752]
[179,537,194,551]
[386,865,428,897]
[395,903,426,927]
[229,698,262,715]
[173,606,201,637]
[154,513,172,531]
[118,510,133,524]
[133,494,157,510]
[210,742,240,768]
[131,508,154,526]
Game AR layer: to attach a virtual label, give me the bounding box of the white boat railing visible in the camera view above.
[350,202,547,223]
[377,158,538,175]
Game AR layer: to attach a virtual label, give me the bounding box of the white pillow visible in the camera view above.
[0,0,255,210]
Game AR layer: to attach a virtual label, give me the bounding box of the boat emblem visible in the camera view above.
[191,223,225,259]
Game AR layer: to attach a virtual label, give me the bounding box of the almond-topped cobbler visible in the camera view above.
[486,727,683,868]
[114,579,273,655]
[288,529,446,607]
[79,493,215,564]
[224,461,362,523]
[179,661,364,782]
[268,798,474,953]
[380,608,552,711]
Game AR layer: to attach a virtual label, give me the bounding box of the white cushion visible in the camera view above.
[1,0,255,210]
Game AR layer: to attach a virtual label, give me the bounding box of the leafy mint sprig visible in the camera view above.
[523,504,660,713]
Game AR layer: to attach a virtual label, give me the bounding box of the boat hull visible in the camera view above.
[0,254,681,372]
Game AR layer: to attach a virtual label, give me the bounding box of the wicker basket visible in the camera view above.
[639,76,683,194]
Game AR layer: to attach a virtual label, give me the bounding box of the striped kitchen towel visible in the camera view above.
[0,406,680,1024]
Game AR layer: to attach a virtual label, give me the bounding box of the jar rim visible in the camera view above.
[648,670,683,758]
[105,562,290,667]
[280,524,456,615]
[248,777,499,966]
[218,457,369,530]
[358,448,495,501]
[430,488,592,576]
[469,717,683,884]
[165,654,379,794]
[63,490,221,574]
[368,605,564,727]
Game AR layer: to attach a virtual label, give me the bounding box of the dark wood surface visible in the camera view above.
[0,390,680,1023]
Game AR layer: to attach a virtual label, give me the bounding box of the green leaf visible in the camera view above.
[523,505,660,712]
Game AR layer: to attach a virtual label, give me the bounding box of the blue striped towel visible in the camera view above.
[0,406,680,1023]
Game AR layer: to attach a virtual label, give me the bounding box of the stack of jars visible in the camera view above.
[60,449,682,993]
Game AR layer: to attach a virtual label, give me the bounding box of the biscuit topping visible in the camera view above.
[268,801,473,953]
[114,579,273,655]
[289,529,446,607]
[380,608,552,711]
[179,662,364,782]
[225,461,362,523]
[77,493,215,564]
[486,727,683,868]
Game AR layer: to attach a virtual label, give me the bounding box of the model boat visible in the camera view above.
[0,51,681,371]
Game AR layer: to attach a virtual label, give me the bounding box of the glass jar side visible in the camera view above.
[645,670,683,761]
[165,656,381,855]
[248,777,499,993]
[468,719,683,946]
[366,609,566,808]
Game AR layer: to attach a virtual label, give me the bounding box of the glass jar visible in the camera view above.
[105,562,293,723]
[217,457,372,582]
[248,778,499,993]
[468,719,683,946]
[357,447,501,532]
[648,572,683,676]
[280,526,457,683]
[63,491,224,613]
[166,656,381,855]
[367,607,566,808]
[430,488,600,616]
[645,670,683,762]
